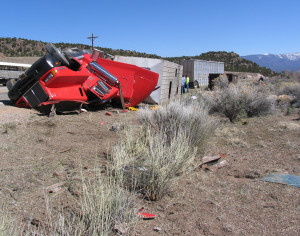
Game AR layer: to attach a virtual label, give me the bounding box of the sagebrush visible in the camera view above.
[111,100,216,200]
[203,84,275,122]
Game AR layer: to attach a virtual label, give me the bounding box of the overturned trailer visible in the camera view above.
[114,56,183,105]
[7,44,159,114]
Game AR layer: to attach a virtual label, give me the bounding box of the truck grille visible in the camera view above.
[24,82,49,108]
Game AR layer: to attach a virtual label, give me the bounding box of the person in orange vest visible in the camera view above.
[186,75,190,93]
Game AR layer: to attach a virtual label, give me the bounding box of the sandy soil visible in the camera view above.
[134,112,300,235]
[0,94,299,235]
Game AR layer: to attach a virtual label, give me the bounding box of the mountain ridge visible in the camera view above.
[242,53,300,72]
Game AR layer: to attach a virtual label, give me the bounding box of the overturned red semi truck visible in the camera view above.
[7,43,159,114]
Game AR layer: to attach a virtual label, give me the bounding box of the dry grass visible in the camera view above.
[1,122,17,134]
[111,99,217,200]
[78,171,137,235]
[111,128,195,200]
[0,170,137,236]
[0,206,16,236]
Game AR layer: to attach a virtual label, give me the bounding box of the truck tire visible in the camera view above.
[8,79,23,104]
[45,43,70,66]
[6,79,17,91]
[194,81,199,88]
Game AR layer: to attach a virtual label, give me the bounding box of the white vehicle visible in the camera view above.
[0,61,31,86]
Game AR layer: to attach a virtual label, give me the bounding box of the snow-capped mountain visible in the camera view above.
[242,53,300,73]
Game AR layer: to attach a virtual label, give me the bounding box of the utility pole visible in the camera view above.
[87,33,98,50]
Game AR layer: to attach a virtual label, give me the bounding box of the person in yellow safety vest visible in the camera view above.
[186,75,190,92]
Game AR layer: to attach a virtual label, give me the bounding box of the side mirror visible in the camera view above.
[92,49,105,61]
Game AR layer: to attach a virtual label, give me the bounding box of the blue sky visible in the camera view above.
[1,0,299,57]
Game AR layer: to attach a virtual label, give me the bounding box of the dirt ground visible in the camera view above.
[0,90,300,235]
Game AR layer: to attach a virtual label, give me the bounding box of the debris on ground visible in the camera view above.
[128,107,139,111]
[110,123,122,132]
[214,159,228,169]
[105,112,112,116]
[46,182,65,193]
[31,218,43,227]
[153,227,162,232]
[263,173,300,188]
[67,180,82,198]
[200,154,228,171]
[59,148,72,153]
[232,169,261,179]
[136,207,156,220]
[113,223,128,235]
[200,155,221,166]
[137,212,156,220]
[53,172,63,177]
[151,105,159,110]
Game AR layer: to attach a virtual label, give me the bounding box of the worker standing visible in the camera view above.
[181,75,186,94]
[186,75,190,93]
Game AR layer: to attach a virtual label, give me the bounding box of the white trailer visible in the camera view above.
[114,56,183,105]
[0,62,31,85]
[181,59,224,88]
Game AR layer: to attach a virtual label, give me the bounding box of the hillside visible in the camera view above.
[0,37,276,76]
[0,37,161,59]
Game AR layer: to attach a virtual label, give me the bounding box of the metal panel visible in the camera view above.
[160,61,183,105]
[181,59,224,86]
[0,70,24,79]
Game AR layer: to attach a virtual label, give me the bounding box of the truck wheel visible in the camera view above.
[6,79,17,91]
[194,81,199,88]
[45,43,70,66]
[8,79,23,104]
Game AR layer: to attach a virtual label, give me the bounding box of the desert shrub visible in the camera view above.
[137,100,216,150]
[214,75,229,89]
[208,85,245,122]
[278,82,300,107]
[241,86,275,117]
[111,127,195,201]
[207,84,274,122]
[111,100,216,200]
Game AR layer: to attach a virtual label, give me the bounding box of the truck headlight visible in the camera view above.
[44,72,54,83]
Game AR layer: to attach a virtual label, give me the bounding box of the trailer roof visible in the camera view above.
[182,59,224,64]
[0,61,31,68]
